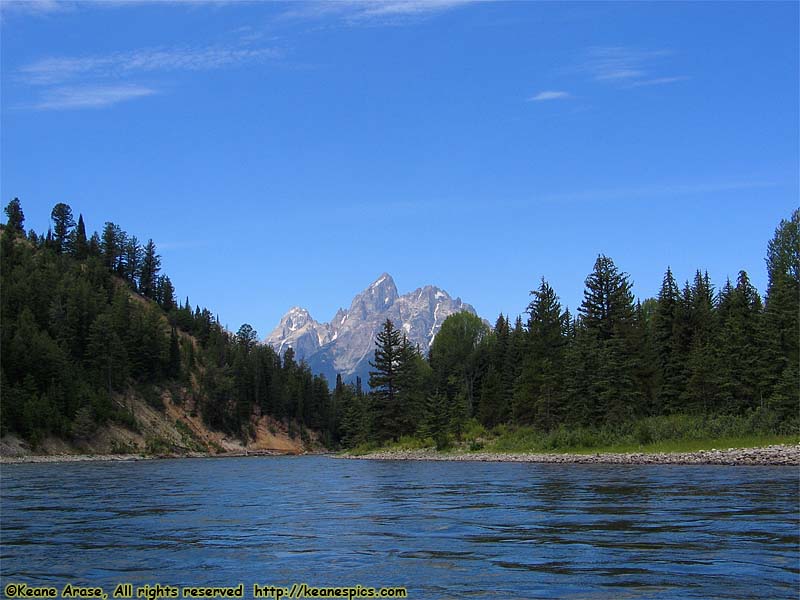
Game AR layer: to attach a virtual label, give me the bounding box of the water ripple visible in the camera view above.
[1,457,798,599]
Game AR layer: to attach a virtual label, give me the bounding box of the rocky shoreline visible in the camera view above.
[0,449,304,465]
[0,453,150,464]
[4,445,798,466]
[341,444,800,466]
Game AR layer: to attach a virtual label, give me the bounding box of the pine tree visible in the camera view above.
[563,307,576,339]
[667,280,694,410]
[339,378,369,448]
[88,232,102,258]
[654,267,681,411]
[514,278,566,429]
[4,198,24,235]
[580,255,636,340]
[421,392,452,449]
[503,316,525,416]
[283,347,296,371]
[395,336,429,436]
[157,275,176,311]
[682,271,720,413]
[477,315,510,427]
[632,298,659,416]
[577,255,640,425]
[72,214,88,259]
[101,222,124,272]
[50,203,75,254]
[139,239,161,299]
[123,236,142,286]
[763,209,799,419]
[369,319,402,441]
[717,271,764,412]
[563,320,596,426]
[236,323,258,353]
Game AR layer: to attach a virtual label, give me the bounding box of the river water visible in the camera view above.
[1,456,798,599]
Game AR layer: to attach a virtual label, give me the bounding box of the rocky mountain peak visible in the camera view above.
[266,306,330,357]
[348,272,399,319]
[283,306,313,331]
[266,273,482,383]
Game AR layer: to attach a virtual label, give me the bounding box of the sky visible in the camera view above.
[1,0,798,338]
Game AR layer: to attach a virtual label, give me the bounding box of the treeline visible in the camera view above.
[0,199,335,446]
[338,209,799,447]
[1,198,796,451]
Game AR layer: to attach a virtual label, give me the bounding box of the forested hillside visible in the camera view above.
[0,199,336,450]
[1,199,797,454]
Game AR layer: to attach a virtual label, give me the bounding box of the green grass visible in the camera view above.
[349,413,799,456]
[345,435,436,455]
[483,413,799,454]
[342,442,378,456]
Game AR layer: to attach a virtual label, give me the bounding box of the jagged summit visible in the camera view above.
[268,306,330,357]
[265,273,480,383]
[348,272,399,320]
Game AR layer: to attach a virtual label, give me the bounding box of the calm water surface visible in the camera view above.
[1,456,798,599]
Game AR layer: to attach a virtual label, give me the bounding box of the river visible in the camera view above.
[1,456,797,599]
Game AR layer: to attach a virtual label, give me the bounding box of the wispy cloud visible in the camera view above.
[0,0,71,18]
[32,84,158,110]
[581,46,686,88]
[17,42,279,110]
[19,45,280,86]
[528,90,571,102]
[627,76,689,88]
[281,0,475,25]
[527,46,686,105]
[2,0,236,20]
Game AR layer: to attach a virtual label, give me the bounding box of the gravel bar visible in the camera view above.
[341,444,800,466]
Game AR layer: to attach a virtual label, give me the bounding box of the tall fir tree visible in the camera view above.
[577,255,641,424]
[369,319,403,441]
[654,267,681,413]
[682,271,720,413]
[139,239,161,299]
[72,214,88,259]
[716,271,765,412]
[514,278,566,429]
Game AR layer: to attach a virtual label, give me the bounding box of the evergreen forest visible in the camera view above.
[1,198,797,452]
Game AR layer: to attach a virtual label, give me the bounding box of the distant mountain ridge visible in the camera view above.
[266,273,481,383]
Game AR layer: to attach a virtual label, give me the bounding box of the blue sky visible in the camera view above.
[2,0,798,337]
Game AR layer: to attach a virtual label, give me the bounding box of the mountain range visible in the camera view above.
[265,273,481,383]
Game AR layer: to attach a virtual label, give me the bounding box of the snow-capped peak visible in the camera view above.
[265,273,482,383]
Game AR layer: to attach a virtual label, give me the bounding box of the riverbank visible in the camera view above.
[0,449,305,464]
[5,445,798,466]
[341,444,800,466]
